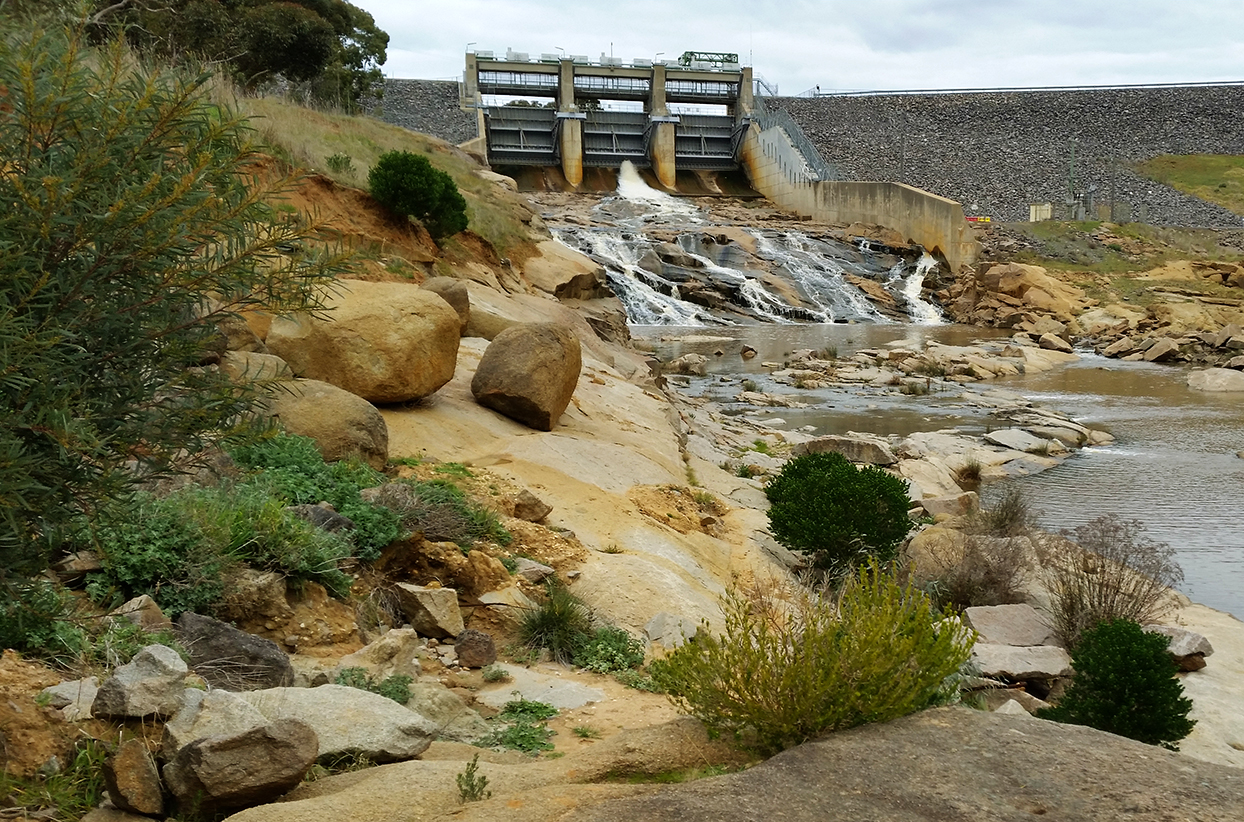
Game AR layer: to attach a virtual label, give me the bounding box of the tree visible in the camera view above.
[1037,619,1195,750]
[0,21,346,572]
[83,0,389,111]
[368,150,469,240]
[764,452,913,579]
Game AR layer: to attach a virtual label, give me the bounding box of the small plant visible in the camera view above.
[499,555,519,574]
[499,698,559,722]
[574,627,645,674]
[1043,515,1183,647]
[899,381,929,395]
[615,668,663,692]
[0,737,109,820]
[741,379,759,392]
[914,534,1031,612]
[481,664,511,683]
[456,753,492,803]
[735,463,763,479]
[813,346,837,360]
[573,725,602,739]
[518,580,593,664]
[333,667,413,704]
[692,490,718,511]
[1037,619,1194,750]
[0,579,87,667]
[368,150,468,239]
[954,458,983,490]
[652,564,975,755]
[326,152,355,175]
[751,439,771,454]
[434,462,474,478]
[975,485,1039,538]
[479,698,558,753]
[764,452,913,579]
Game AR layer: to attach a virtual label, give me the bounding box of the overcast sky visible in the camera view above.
[350,0,1244,94]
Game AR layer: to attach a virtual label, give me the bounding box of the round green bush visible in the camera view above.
[765,452,913,577]
[1037,618,1195,750]
[367,150,468,239]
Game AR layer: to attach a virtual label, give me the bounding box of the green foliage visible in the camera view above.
[481,664,511,683]
[456,753,491,803]
[518,581,593,664]
[0,580,86,667]
[574,627,645,674]
[326,153,355,174]
[651,564,976,756]
[1044,515,1184,647]
[572,725,602,739]
[614,668,663,693]
[230,432,400,561]
[368,150,469,240]
[80,619,187,671]
[79,479,355,616]
[764,452,913,578]
[90,0,389,111]
[0,737,109,821]
[1037,619,1195,750]
[0,23,343,571]
[479,699,558,754]
[333,666,413,704]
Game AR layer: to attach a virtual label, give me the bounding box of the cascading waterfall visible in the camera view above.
[547,160,946,327]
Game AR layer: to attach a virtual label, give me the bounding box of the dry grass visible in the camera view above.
[206,76,535,256]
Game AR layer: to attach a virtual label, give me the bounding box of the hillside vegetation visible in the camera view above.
[1136,155,1244,216]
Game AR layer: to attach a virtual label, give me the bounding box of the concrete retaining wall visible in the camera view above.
[742,125,977,271]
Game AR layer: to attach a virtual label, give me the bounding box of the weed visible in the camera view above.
[434,462,474,478]
[0,738,109,821]
[518,581,593,664]
[975,486,1039,538]
[741,379,759,392]
[574,627,645,674]
[456,753,492,803]
[326,152,354,175]
[479,699,557,754]
[499,555,518,573]
[692,490,718,510]
[914,533,1031,612]
[614,668,663,692]
[481,664,511,683]
[735,463,763,479]
[0,579,87,668]
[954,459,983,490]
[1043,515,1183,647]
[751,439,770,454]
[573,725,602,739]
[334,667,413,704]
[813,346,837,360]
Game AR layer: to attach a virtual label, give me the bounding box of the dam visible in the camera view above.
[460,50,754,189]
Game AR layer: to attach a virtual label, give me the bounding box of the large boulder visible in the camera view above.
[162,688,269,758]
[163,719,318,812]
[266,280,460,404]
[239,685,438,762]
[177,612,294,691]
[471,323,582,431]
[1188,367,1244,392]
[791,434,897,466]
[971,644,1073,680]
[264,378,388,470]
[420,277,470,334]
[976,263,1087,321]
[92,645,187,719]
[964,604,1059,647]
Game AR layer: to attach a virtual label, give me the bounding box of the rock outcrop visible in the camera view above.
[264,377,389,470]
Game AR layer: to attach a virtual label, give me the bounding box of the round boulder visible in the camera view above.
[420,277,470,335]
[265,280,460,404]
[470,323,581,431]
[263,378,388,470]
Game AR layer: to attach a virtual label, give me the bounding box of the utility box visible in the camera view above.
[1029,202,1053,222]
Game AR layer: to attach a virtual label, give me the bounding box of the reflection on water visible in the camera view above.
[639,326,1244,618]
[988,355,1244,619]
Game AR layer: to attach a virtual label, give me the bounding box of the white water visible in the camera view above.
[900,252,945,325]
[614,161,703,222]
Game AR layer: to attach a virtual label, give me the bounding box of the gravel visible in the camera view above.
[380,79,477,144]
[776,86,1244,227]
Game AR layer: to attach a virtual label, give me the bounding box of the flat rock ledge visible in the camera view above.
[567,707,1244,822]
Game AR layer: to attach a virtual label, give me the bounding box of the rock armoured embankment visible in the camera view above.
[381,79,477,145]
[777,85,1244,226]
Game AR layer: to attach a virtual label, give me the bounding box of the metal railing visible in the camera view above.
[751,95,839,181]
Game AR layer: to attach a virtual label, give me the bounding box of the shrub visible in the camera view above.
[0,580,86,667]
[975,486,1039,537]
[478,699,558,753]
[334,666,413,704]
[1037,619,1195,750]
[326,153,355,174]
[456,753,491,803]
[518,580,593,664]
[0,23,343,572]
[1043,515,1183,647]
[765,452,913,579]
[574,627,645,674]
[651,563,976,755]
[368,150,468,239]
[915,533,1031,613]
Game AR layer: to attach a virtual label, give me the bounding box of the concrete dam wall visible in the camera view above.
[777,85,1244,226]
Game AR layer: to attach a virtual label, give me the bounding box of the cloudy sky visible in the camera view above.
[350,0,1244,94]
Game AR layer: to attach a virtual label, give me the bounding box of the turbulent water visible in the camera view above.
[537,166,1244,619]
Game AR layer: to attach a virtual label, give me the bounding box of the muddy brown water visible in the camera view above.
[637,324,1244,618]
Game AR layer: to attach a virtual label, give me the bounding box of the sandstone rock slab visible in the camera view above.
[1188,367,1244,392]
[971,643,1072,679]
[332,628,423,683]
[790,434,897,465]
[963,604,1059,647]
